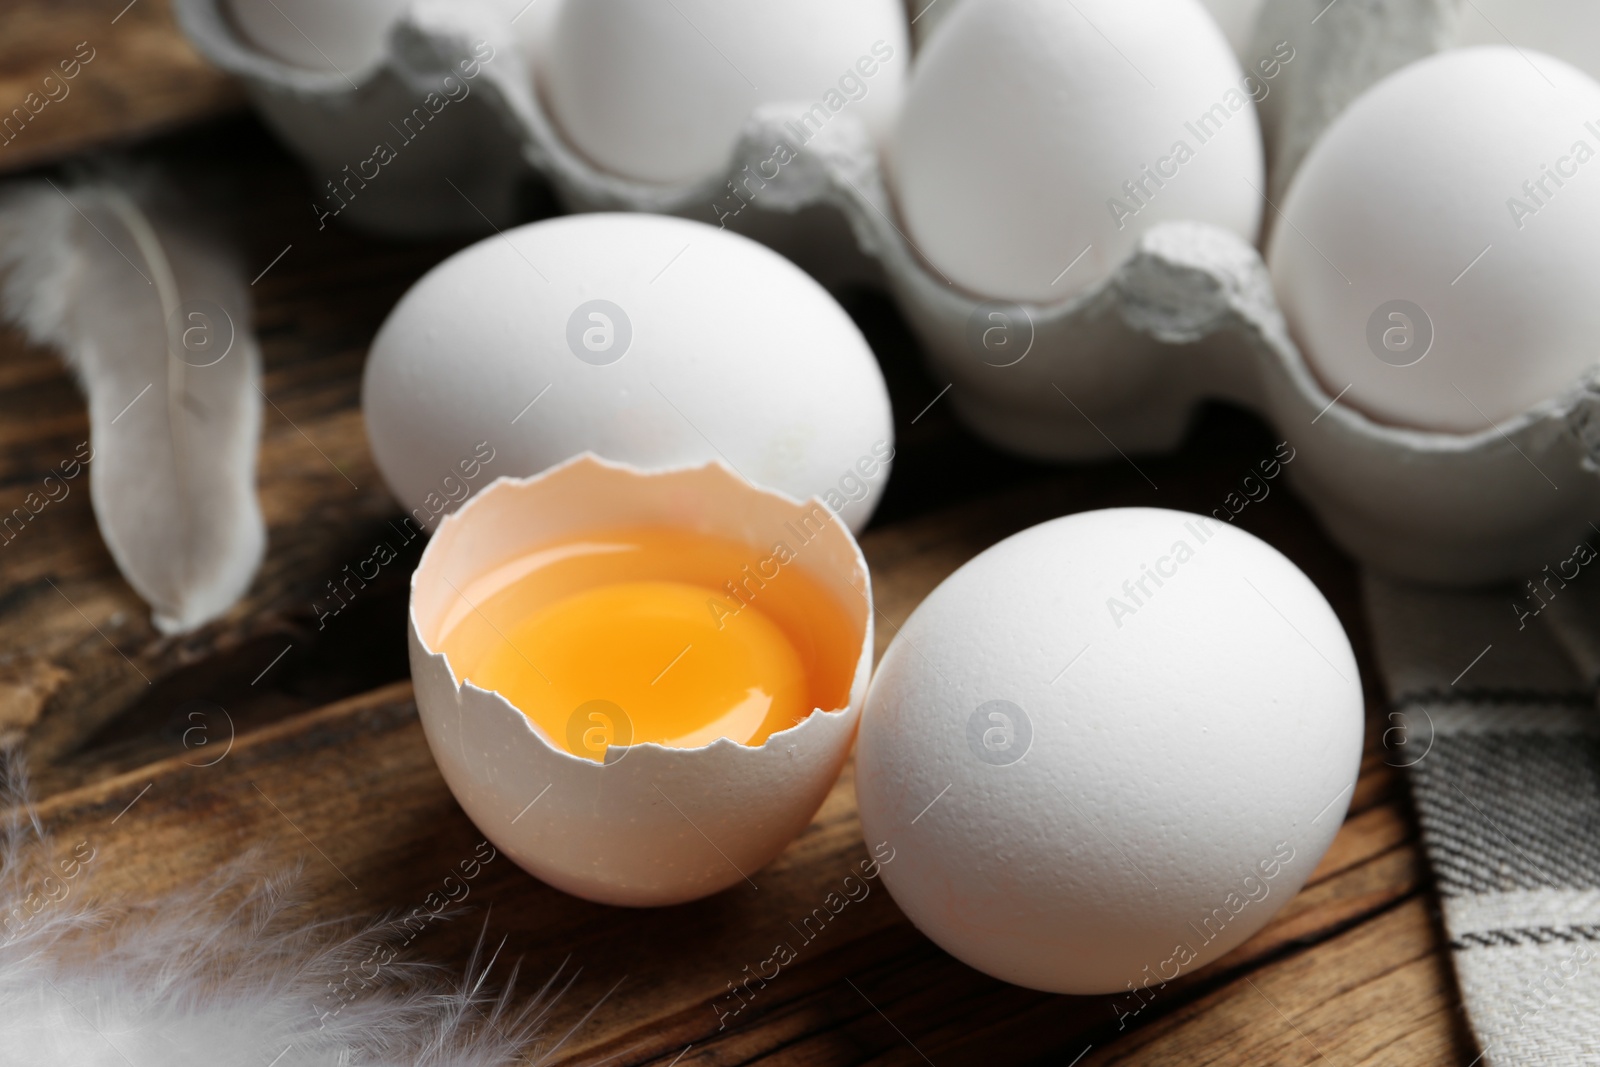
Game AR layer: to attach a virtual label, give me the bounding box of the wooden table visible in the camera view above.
[0,0,240,175]
[0,21,1476,1063]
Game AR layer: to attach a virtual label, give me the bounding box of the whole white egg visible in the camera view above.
[1453,1,1600,84]
[540,0,909,186]
[889,0,1264,303]
[855,508,1363,994]
[224,0,406,73]
[1268,47,1600,432]
[362,213,894,534]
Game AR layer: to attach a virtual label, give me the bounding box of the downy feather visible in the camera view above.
[0,758,557,1066]
[0,175,265,634]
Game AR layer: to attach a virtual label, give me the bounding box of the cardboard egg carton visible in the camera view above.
[173,0,890,285]
[173,0,530,236]
[177,0,1600,586]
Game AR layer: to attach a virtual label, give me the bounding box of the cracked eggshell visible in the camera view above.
[855,508,1363,994]
[363,213,893,535]
[541,0,909,186]
[409,455,874,907]
[888,0,1263,303]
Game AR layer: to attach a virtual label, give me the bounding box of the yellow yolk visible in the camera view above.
[435,526,856,761]
[479,579,808,753]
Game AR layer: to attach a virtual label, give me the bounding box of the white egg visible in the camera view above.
[855,508,1363,995]
[540,0,909,185]
[411,457,874,906]
[1453,0,1600,84]
[889,0,1263,303]
[224,0,406,73]
[1269,47,1600,432]
[363,213,894,534]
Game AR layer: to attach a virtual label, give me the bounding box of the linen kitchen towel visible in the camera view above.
[1366,569,1600,1067]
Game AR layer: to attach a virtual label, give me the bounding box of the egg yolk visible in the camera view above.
[434,525,856,761]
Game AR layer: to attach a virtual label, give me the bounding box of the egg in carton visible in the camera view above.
[859,0,1600,589]
[855,0,1600,587]
[513,0,1600,586]
[175,0,910,288]
[179,0,1600,587]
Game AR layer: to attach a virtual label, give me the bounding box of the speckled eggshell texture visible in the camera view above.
[855,507,1363,994]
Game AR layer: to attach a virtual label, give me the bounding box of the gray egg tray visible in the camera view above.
[176,0,1600,586]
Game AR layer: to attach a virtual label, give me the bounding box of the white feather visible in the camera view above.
[0,175,266,634]
[0,760,556,1066]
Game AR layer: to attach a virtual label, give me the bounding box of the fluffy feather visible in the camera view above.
[0,760,556,1066]
[0,174,266,634]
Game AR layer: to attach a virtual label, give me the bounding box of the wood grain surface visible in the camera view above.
[0,0,242,174]
[25,518,1470,1065]
[0,44,1478,1063]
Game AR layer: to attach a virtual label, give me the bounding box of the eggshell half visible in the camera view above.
[409,455,873,907]
[855,508,1363,994]
[1268,46,1600,432]
[363,213,894,535]
[889,0,1263,303]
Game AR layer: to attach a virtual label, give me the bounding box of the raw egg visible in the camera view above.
[540,0,909,185]
[854,508,1362,993]
[362,213,894,535]
[889,0,1264,303]
[1268,47,1600,432]
[410,455,873,906]
[434,524,857,757]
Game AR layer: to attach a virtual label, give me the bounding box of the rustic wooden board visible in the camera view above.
[0,116,1477,1062]
[0,0,243,174]
[27,567,1467,1067]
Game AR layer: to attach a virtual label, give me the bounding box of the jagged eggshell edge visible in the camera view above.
[408,453,874,906]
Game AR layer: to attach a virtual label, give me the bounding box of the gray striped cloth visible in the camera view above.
[1367,573,1600,1066]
